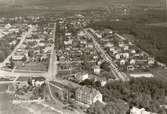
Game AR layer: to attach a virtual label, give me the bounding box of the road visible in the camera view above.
[0,69,48,77]
[58,60,95,64]
[1,26,35,67]
[84,28,129,81]
[48,24,58,81]
[48,46,58,81]
[115,33,126,40]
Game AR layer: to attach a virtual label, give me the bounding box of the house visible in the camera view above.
[80,39,87,44]
[65,32,72,36]
[130,59,136,65]
[59,55,66,62]
[120,59,126,65]
[40,54,48,61]
[78,31,85,37]
[93,65,101,75]
[38,42,45,47]
[127,65,135,71]
[100,80,107,87]
[87,43,94,49]
[115,53,121,59]
[123,45,129,51]
[5,23,12,29]
[148,57,155,65]
[130,107,157,114]
[9,40,17,45]
[31,77,46,87]
[118,41,125,47]
[96,34,102,39]
[93,55,98,60]
[129,41,134,46]
[109,47,115,52]
[75,72,89,83]
[104,42,114,48]
[113,50,119,55]
[75,86,103,105]
[64,39,73,45]
[123,53,130,59]
[43,46,52,53]
[12,55,24,61]
[131,49,136,54]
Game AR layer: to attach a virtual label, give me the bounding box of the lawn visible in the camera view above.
[15,61,48,72]
[150,67,167,81]
[0,87,30,114]
[148,22,167,27]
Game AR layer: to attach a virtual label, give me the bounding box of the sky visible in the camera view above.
[0,0,164,9]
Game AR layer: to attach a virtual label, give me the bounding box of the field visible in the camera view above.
[0,0,164,14]
[148,22,167,27]
[150,67,167,80]
[0,84,30,114]
[15,62,48,72]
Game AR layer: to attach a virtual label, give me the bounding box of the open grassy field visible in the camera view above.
[0,0,164,11]
[148,22,167,27]
[0,84,31,114]
[14,61,48,72]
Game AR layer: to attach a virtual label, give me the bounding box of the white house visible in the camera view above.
[120,59,126,65]
[130,59,136,65]
[104,42,114,48]
[131,49,136,54]
[93,66,101,75]
[12,55,24,61]
[65,32,72,36]
[115,53,121,60]
[78,31,85,37]
[75,72,89,82]
[123,45,129,51]
[118,41,125,47]
[123,53,130,59]
[5,23,12,29]
[148,57,155,65]
[64,39,73,45]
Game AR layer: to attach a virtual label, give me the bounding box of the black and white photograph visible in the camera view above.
[0,0,166,114]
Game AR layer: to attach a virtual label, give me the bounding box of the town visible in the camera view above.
[0,8,167,114]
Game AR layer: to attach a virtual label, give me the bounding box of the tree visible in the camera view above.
[97,78,167,113]
[80,51,92,73]
[100,62,110,72]
[87,100,129,114]
[28,50,33,58]
[22,55,27,62]
[9,57,15,69]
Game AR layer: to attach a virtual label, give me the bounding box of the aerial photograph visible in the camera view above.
[0,0,166,114]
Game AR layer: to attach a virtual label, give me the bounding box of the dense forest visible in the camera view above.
[85,78,167,114]
[89,9,167,65]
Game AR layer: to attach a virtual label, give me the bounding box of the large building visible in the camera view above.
[75,86,102,105]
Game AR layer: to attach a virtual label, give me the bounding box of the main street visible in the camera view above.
[84,28,129,81]
[48,23,58,81]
